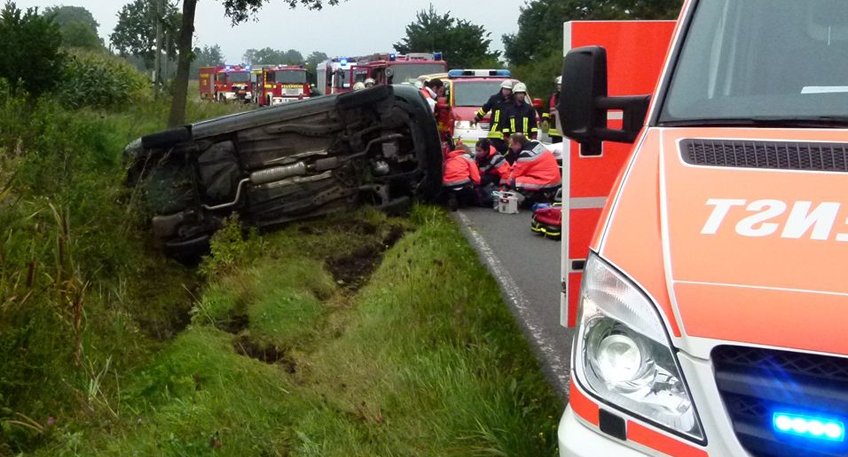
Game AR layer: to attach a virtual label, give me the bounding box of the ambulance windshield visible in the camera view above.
[660,0,848,125]
[453,81,504,107]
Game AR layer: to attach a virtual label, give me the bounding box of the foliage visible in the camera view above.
[304,50,328,84]
[43,5,103,50]
[195,44,225,66]
[0,2,64,97]
[220,0,341,24]
[198,215,264,277]
[243,47,304,65]
[56,50,150,110]
[42,5,98,30]
[504,0,683,96]
[394,4,501,69]
[110,0,181,70]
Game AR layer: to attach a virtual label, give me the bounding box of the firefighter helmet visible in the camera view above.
[500,80,514,90]
[513,82,528,94]
[364,78,376,87]
[353,82,366,91]
[556,76,562,85]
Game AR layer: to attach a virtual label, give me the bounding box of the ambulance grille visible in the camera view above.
[712,346,848,457]
[681,139,848,171]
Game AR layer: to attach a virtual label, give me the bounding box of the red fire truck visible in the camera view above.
[255,65,311,106]
[199,65,254,103]
[317,53,447,96]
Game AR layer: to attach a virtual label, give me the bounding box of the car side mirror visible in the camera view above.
[532,98,544,110]
[559,45,650,153]
[436,97,450,110]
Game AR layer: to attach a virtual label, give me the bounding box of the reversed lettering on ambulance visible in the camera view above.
[702,198,848,241]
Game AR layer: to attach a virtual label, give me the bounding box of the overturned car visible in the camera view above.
[125,85,443,258]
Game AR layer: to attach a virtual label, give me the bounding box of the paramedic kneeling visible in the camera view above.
[442,146,481,211]
[508,133,561,206]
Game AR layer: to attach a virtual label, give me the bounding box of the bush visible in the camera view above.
[57,50,150,110]
[0,2,64,98]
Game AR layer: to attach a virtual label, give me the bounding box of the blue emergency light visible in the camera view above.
[389,53,397,61]
[773,412,845,442]
[433,52,443,60]
[225,66,232,72]
[340,58,348,66]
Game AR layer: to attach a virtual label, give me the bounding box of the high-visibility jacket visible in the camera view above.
[511,141,561,191]
[543,92,563,137]
[443,149,481,187]
[499,101,538,138]
[475,92,510,133]
[478,146,511,186]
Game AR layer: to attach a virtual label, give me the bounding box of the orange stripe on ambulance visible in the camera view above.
[702,198,846,241]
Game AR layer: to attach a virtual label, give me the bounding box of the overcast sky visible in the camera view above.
[19,0,524,63]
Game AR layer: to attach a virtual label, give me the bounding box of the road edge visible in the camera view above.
[452,210,570,403]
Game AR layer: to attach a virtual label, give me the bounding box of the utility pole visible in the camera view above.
[154,0,164,97]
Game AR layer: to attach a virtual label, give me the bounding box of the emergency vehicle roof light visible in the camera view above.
[390,54,397,61]
[448,69,512,79]
[434,52,443,60]
[340,58,348,66]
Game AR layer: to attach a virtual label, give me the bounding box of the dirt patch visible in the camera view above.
[325,224,406,290]
[233,336,297,373]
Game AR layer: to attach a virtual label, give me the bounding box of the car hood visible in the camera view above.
[601,127,848,356]
[657,128,848,354]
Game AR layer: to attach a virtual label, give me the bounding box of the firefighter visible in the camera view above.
[542,76,563,143]
[473,80,513,154]
[508,133,561,206]
[442,145,481,211]
[364,78,376,88]
[353,82,366,91]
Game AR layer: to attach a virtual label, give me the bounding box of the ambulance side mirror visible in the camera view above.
[560,46,650,150]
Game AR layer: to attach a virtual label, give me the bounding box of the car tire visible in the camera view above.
[337,85,392,110]
[141,127,192,150]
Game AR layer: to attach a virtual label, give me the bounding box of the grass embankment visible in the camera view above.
[36,207,560,456]
[0,91,248,455]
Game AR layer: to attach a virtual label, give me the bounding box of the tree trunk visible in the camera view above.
[168,0,198,127]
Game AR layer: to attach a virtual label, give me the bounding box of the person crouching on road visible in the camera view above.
[475,138,512,208]
[508,133,561,207]
[442,145,481,211]
[475,139,511,188]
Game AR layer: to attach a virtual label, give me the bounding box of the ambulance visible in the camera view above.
[557,2,848,457]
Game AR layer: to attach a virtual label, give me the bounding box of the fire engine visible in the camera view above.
[255,65,311,106]
[199,65,253,103]
[317,53,447,96]
[557,3,848,457]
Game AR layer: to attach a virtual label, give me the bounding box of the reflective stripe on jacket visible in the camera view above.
[500,101,538,136]
[443,149,481,187]
[478,146,511,186]
[510,141,561,190]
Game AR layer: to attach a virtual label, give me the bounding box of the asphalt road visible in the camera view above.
[453,207,573,402]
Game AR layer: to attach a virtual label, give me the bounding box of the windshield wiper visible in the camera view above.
[660,116,848,128]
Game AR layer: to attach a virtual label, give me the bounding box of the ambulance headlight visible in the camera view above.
[575,254,705,441]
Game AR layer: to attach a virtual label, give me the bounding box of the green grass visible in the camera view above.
[33,207,560,457]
